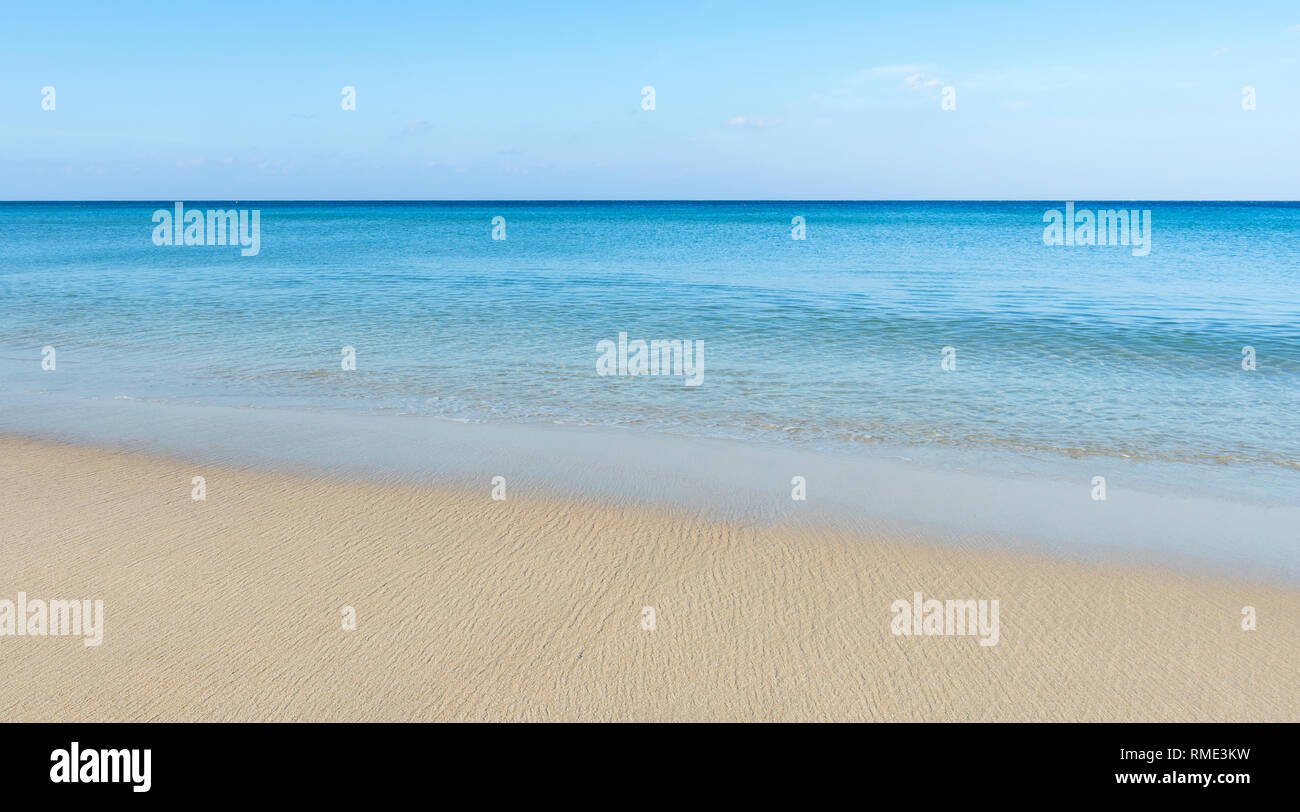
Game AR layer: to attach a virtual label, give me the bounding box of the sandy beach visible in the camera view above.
[0,434,1295,722]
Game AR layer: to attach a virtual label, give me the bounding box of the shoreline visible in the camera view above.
[2,389,1298,584]
[1,435,1295,722]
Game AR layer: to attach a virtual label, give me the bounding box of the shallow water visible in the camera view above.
[1,201,1297,574]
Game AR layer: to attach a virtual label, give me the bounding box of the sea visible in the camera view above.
[2,201,1297,577]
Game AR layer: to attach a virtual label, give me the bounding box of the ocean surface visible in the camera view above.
[1,201,1298,574]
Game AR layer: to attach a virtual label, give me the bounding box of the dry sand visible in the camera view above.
[1,435,1295,722]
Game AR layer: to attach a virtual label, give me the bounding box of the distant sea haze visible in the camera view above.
[1,201,1297,505]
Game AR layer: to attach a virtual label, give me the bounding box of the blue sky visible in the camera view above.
[2,1,1298,199]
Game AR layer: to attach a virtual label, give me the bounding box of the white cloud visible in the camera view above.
[726,115,781,129]
[814,63,945,110]
[903,72,944,91]
[254,159,290,175]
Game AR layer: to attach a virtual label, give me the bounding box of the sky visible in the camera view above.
[2,1,1298,199]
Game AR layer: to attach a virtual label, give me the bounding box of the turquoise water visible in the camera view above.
[2,201,1298,505]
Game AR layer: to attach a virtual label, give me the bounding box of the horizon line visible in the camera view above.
[3,198,1299,204]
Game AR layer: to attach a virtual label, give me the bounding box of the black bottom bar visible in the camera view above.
[3,722,1289,800]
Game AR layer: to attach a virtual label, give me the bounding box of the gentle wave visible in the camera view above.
[2,201,1297,501]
